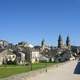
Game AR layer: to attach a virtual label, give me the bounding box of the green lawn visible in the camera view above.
[0,63,55,78]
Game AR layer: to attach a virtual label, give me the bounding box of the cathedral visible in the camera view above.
[58,34,71,49]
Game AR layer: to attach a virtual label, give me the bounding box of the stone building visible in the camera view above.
[0,40,9,49]
[16,52,26,65]
[0,49,16,65]
[31,47,40,63]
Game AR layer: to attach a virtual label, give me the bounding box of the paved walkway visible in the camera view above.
[1,60,80,80]
[27,60,80,80]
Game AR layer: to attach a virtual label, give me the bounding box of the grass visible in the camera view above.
[0,62,55,78]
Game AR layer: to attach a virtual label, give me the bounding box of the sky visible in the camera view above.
[0,0,80,46]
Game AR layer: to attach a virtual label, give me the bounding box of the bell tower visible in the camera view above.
[41,39,45,48]
[58,34,63,48]
[66,35,71,48]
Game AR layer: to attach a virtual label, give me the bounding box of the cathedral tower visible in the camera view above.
[58,34,63,48]
[41,39,45,48]
[66,35,71,48]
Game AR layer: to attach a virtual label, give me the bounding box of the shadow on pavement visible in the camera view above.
[74,62,80,74]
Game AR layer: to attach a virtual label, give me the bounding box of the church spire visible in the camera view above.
[58,34,63,48]
[41,39,45,48]
[66,35,70,47]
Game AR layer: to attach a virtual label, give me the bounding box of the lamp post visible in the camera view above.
[45,49,49,72]
[30,61,32,71]
[30,51,32,71]
[45,60,48,72]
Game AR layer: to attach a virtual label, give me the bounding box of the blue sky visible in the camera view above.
[0,0,80,46]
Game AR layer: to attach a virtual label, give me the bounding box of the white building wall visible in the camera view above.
[31,51,40,63]
[0,57,3,65]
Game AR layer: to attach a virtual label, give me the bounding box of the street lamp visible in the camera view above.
[30,52,32,71]
[45,49,49,72]
[45,60,48,72]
